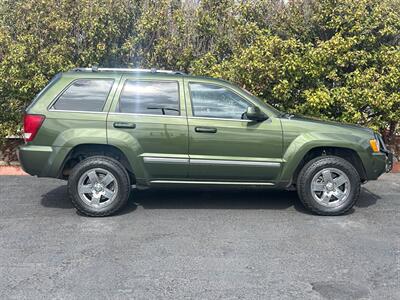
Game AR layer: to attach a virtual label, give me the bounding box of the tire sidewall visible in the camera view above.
[68,156,130,216]
[298,156,360,215]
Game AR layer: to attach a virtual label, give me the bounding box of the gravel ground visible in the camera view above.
[0,174,399,299]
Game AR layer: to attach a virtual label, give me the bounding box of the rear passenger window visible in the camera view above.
[117,81,180,115]
[52,79,113,112]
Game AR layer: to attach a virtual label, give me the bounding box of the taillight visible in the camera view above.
[23,114,45,142]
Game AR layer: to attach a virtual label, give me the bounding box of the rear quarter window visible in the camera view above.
[51,79,114,112]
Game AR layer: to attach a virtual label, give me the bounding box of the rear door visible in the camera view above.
[185,79,283,182]
[107,75,189,181]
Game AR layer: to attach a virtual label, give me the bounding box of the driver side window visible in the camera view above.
[189,83,249,120]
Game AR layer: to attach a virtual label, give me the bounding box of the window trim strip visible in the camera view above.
[108,112,186,119]
[189,116,252,123]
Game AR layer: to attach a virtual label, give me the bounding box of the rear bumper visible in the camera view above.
[18,145,71,178]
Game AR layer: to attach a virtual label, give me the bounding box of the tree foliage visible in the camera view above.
[0,0,399,152]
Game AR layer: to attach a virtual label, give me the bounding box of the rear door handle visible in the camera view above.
[195,127,217,133]
[113,122,136,129]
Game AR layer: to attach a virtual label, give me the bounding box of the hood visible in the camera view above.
[281,114,374,135]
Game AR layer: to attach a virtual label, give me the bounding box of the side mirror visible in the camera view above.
[245,106,268,122]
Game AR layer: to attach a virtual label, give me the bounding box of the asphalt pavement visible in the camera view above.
[0,174,399,299]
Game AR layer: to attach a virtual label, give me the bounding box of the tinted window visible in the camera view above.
[189,83,249,119]
[118,81,180,116]
[52,79,113,111]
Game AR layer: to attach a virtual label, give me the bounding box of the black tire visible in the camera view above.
[68,156,131,217]
[296,155,361,216]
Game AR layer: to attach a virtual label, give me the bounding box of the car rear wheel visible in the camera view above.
[296,156,361,215]
[68,156,131,217]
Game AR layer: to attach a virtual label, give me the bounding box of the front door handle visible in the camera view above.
[195,127,217,133]
[113,122,136,129]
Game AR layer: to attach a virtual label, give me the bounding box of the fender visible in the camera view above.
[279,131,371,182]
[52,128,107,147]
[40,121,141,179]
[35,119,110,177]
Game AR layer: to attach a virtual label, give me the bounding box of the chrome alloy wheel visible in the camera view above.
[310,168,351,207]
[77,168,118,208]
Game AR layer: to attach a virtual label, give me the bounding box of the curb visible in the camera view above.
[0,165,28,176]
[392,161,400,173]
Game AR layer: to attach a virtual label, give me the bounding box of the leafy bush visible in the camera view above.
[0,0,399,153]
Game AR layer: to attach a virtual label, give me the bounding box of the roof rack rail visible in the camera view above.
[71,67,186,75]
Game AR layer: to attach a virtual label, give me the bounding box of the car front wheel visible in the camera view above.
[296,156,361,215]
[68,156,131,217]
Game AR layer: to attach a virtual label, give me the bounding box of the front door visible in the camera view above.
[185,80,283,182]
[107,75,189,181]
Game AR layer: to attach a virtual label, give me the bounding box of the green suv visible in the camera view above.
[19,67,393,216]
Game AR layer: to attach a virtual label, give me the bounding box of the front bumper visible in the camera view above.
[384,150,394,173]
[376,133,393,173]
[366,150,393,180]
[365,133,394,180]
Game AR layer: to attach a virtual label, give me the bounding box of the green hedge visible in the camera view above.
[1,0,399,152]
